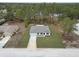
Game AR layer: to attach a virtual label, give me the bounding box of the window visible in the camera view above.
[43,33,45,35]
[37,33,39,35]
[47,33,49,34]
[41,33,42,34]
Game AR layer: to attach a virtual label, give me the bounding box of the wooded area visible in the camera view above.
[0,3,79,25]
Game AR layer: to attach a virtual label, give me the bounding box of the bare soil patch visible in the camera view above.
[4,22,26,48]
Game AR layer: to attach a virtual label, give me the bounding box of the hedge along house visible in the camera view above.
[30,25,51,37]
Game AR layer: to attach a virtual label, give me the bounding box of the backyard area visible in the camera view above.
[37,24,65,48]
[36,17,78,48]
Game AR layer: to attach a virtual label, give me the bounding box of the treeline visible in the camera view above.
[0,3,79,25]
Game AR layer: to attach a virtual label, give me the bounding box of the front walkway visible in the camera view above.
[27,34,37,49]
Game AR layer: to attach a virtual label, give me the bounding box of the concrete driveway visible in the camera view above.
[27,33,37,49]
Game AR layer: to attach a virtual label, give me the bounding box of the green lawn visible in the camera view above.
[37,25,65,48]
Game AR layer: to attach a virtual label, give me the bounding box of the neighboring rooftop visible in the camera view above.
[30,25,50,33]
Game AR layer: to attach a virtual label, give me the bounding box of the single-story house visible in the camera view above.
[30,25,51,37]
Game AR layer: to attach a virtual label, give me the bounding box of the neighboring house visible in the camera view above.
[73,23,79,35]
[30,25,51,37]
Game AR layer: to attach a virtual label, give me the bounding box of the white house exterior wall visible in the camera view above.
[30,33,50,37]
[37,33,45,37]
[45,33,50,36]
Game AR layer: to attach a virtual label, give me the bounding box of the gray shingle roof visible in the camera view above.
[30,25,50,33]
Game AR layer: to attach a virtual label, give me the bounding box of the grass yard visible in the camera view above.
[37,24,65,48]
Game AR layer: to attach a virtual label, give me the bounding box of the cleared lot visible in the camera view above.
[4,22,28,48]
